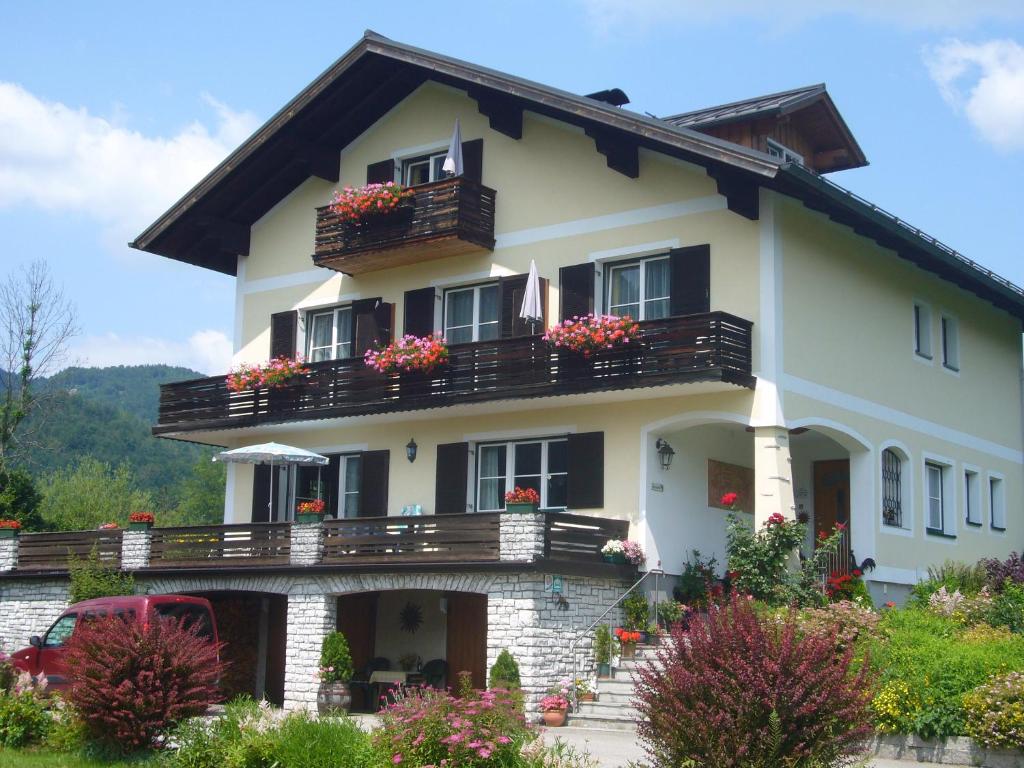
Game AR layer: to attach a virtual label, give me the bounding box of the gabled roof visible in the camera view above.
[663,84,828,128]
[130,31,1024,322]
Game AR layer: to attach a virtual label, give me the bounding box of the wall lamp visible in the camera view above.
[655,438,675,471]
[406,438,418,463]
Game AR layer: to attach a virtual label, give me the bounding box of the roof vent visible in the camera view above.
[585,88,630,107]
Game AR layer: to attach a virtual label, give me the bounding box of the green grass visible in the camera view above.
[0,749,154,768]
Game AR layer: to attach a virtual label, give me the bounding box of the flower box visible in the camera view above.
[227,357,310,393]
[544,314,641,358]
[128,512,154,531]
[296,499,325,523]
[603,552,626,564]
[505,486,540,513]
[128,522,153,531]
[329,182,415,228]
[296,513,325,524]
[365,335,449,376]
[505,502,539,514]
[0,527,18,539]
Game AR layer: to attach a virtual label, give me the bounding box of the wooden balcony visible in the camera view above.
[155,312,754,435]
[313,177,496,274]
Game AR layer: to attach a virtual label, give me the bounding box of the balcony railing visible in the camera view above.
[155,312,753,435]
[16,530,123,571]
[148,522,292,568]
[313,177,496,274]
[322,514,501,565]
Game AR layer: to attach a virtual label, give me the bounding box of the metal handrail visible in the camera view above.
[568,567,664,708]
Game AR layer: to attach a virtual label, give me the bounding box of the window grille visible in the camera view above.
[882,448,903,527]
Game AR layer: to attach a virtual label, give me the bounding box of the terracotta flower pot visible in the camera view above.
[620,642,636,659]
[542,709,567,727]
[317,681,351,715]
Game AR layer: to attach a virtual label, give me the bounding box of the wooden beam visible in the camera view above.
[197,216,250,255]
[289,138,339,182]
[469,88,523,139]
[585,127,639,178]
[708,168,759,220]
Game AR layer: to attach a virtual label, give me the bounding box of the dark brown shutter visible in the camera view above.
[559,263,595,321]
[461,139,483,183]
[498,274,546,337]
[358,450,390,517]
[566,431,604,509]
[404,287,437,336]
[323,454,342,517]
[270,311,298,359]
[366,159,395,184]
[352,298,393,356]
[435,442,469,514]
[252,465,271,523]
[669,245,711,317]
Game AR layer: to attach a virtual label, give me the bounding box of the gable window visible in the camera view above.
[914,302,932,359]
[964,469,981,525]
[881,448,904,528]
[766,138,804,166]
[306,306,353,362]
[402,150,448,186]
[607,256,670,321]
[941,315,960,371]
[990,475,1006,531]
[477,438,568,511]
[444,283,500,344]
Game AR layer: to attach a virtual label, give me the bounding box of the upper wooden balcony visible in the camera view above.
[313,177,496,275]
[154,313,753,435]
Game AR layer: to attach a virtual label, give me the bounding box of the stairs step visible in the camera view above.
[576,701,640,717]
[586,691,635,705]
[567,711,640,731]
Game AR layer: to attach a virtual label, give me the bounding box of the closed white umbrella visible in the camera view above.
[441,118,463,176]
[519,259,544,333]
[214,442,328,521]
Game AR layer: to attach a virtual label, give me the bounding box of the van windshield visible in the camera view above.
[154,603,214,642]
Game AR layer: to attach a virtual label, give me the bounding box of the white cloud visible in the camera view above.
[576,0,1024,34]
[68,329,232,375]
[0,83,260,246]
[924,39,1024,151]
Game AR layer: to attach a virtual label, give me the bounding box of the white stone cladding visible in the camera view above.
[289,521,324,565]
[283,592,336,710]
[0,579,70,651]
[499,513,546,561]
[121,530,152,569]
[0,537,16,572]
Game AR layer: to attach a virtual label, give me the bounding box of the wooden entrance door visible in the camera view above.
[445,593,487,690]
[814,459,852,568]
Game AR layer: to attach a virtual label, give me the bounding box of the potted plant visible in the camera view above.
[329,182,415,228]
[0,520,20,539]
[226,356,310,392]
[364,334,449,376]
[594,624,613,679]
[615,628,641,659]
[543,313,641,358]
[296,498,325,523]
[504,486,540,514]
[622,591,650,641]
[316,630,354,715]
[128,512,155,531]
[656,600,685,632]
[540,683,570,727]
[489,649,521,690]
[574,677,595,702]
[601,539,626,564]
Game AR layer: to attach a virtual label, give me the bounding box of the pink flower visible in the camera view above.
[392,754,403,764]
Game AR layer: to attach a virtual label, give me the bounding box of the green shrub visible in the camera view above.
[593,625,612,665]
[489,649,521,689]
[672,550,717,606]
[266,710,371,768]
[964,671,1024,749]
[987,581,1024,634]
[0,690,51,747]
[68,545,134,603]
[318,631,353,683]
[166,697,267,768]
[44,699,88,753]
[622,592,649,631]
[910,560,987,605]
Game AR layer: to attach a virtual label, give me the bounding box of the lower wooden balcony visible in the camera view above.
[155,312,754,436]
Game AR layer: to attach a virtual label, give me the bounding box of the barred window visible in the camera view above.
[882,448,903,528]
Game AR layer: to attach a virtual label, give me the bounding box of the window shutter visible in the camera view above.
[323,454,342,517]
[404,287,438,336]
[559,262,595,321]
[461,139,483,183]
[499,274,547,338]
[270,310,298,359]
[358,450,390,517]
[366,159,395,184]
[669,245,711,317]
[435,442,469,514]
[352,298,393,356]
[251,465,271,523]
[566,431,604,509]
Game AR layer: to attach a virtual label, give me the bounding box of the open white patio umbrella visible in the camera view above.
[519,259,544,333]
[442,118,463,176]
[214,442,328,521]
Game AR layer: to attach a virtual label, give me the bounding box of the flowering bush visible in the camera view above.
[329,182,414,225]
[128,511,154,524]
[826,568,873,604]
[614,628,642,644]
[964,671,1024,749]
[64,614,222,753]
[373,685,531,767]
[983,552,1024,591]
[0,519,20,529]
[600,539,645,565]
[296,499,325,515]
[364,334,449,375]
[926,585,993,624]
[635,595,874,767]
[540,694,569,712]
[543,314,640,357]
[799,600,881,651]
[227,357,309,392]
[318,631,353,683]
[505,486,540,505]
[719,491,739,510]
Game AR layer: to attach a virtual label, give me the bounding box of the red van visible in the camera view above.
[9,594,218,692]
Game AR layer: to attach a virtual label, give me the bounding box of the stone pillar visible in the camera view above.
[499,512,546,562]
[290,521,324,566]
[283,591,336,710]
[753,426,796,528]
[121,529,152,570]
[0,534,18,572]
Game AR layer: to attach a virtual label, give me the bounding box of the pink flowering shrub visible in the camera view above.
[373,685,531,767]
[543,314,640,357]
[329,182,414,225]
[226,356,309,392]
[635,595,875,768]
[364,335,449,375]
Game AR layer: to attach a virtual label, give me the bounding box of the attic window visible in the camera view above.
[766,138,804,166]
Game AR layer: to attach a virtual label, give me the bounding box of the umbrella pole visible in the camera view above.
[268,458,274,522]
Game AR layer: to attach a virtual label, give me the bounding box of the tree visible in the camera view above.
[162,455,225,526]
[0,466,44,530]
[0,261,77,467]
[38,458,153,531]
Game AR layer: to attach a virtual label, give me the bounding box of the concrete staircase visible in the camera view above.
[569,644,659,731]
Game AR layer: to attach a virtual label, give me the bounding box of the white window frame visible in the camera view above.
[475,437,569,512]
[443,282,500,344]
[988,472,1007,532]
[913,301,933,362]
[605,255,671,321]
[940,313,960,373]
[964,465,982,527]
[338,454,363,519]
[401,149,448,186]
[305,305,353,362]
[923,455,956,539]
[766,138,804,165]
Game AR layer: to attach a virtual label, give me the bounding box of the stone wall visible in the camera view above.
[0,579,71,651]
[498,513,545,561]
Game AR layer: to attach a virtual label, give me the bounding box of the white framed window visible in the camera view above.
[914,301,933,360]
[339,455,363,519]
[964,467,981,526]
[402,150,448,186]
[766,138,804,165]
[444,283,500,344]
[306,306,353,362]
[941,314,960,372]
[924,457,956,538]
[989,474,1006,531]
[606,255,670,321]
[476,438,568,511]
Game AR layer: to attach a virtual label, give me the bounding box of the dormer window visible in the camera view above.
[766,138,804,166]
[402,150,448,186]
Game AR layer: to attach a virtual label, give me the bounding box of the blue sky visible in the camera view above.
[2,1,1023,374]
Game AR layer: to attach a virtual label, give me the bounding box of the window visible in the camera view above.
[606,256,670,321]
[43,614,77,648]
[477,438,568,511]
[306,306,353,362]
[990,475,1006,530]
[766,138,804,166]
[154,604,215,642]
[926,462,951,535]
[340,455,362,518]
[402,150,447,186]
[914,302,932,359]
[941,315,960,371]
[444,283,500,344]
[881,449,903,528]
[964,469,981,525]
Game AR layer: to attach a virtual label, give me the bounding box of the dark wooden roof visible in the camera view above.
[664,84,829,128]
[130,31,1024,322]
